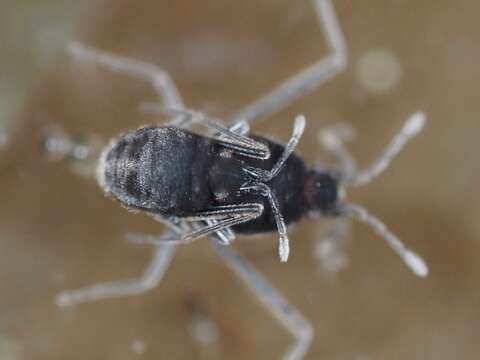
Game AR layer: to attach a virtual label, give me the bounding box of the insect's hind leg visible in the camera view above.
[56,240,176,307]
[228,0,347,126]
[67,42,189,127]
[211,240,313,360]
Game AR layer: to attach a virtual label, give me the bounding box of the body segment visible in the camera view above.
[97,125,313,234]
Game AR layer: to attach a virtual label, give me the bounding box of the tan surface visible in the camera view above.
[1,1,479,359]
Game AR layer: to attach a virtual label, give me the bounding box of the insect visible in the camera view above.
[46,1,428,359]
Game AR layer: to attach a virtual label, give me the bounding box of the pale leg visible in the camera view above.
[228,0,347,126]
[211,240,313,360]
[68,42,189,127]
[56,240,176,306]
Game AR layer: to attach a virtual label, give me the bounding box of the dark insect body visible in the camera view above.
[94,107,428,274]
[99,123,338,238]
[49,2,429,358]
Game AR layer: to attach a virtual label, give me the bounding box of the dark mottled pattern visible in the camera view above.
[100,126,338,234]
[101,126,215,216]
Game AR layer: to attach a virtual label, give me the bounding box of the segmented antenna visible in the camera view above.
[342,203,428,277]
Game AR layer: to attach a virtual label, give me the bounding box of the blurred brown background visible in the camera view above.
[1,0,479,359]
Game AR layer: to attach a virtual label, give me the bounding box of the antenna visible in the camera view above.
[343,203,428,277]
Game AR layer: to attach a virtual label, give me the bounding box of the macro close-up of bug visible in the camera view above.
[39,1,428,358]
[4,0,480,359]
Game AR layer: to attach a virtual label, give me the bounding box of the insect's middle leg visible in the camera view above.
[211,240,313,360]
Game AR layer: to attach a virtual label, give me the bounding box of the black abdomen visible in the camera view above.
[98,126,308,236]
[97,126,213,215]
